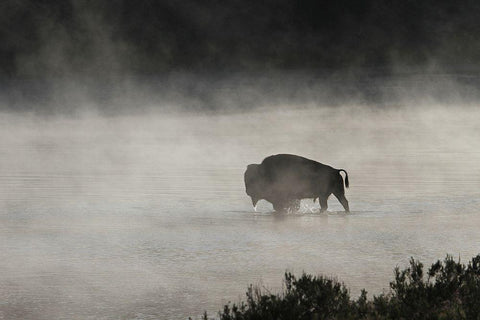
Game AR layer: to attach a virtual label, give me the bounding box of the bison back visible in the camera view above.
[261,154,334,197]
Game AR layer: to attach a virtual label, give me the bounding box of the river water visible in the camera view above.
[1,106,480,319]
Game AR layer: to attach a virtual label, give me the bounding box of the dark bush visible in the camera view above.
[195,254,480,320]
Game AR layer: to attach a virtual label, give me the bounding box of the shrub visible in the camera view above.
[195,254,480,320]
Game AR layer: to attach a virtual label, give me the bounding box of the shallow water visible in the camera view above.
[1,106,480,319]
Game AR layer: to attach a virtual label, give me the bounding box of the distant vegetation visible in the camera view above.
[4,1,480,111]
[5,1,480,111]
[194,254,480,319]
[3,0,480,77]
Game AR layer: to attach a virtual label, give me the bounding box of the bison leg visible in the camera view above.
[272,199,300,213]
[272,201,286,212]
[333,191,350,213]
[319,197,328,213]
[286,199,301,212]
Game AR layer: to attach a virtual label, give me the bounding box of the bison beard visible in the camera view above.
[244,154,350,213]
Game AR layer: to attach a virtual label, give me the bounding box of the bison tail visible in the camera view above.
[339,169,349,188]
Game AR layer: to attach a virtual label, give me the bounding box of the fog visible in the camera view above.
[1,101,480,319]
[4,71,480,116]
[2,1,480,318]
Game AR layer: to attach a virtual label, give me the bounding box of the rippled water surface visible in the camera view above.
[1,106,480,319]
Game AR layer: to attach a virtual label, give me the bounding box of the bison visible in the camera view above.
[244,154,349,212]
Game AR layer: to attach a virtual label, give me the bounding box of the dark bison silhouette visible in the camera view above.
[244,154,349,212]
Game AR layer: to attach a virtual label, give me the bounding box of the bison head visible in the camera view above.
[244,164,266,207]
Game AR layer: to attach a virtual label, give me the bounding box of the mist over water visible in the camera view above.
[1,104,480,319]
[3,1,480,319]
